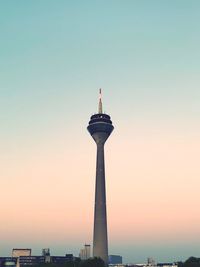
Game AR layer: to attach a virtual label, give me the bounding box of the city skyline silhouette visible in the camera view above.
[0,1,200,263]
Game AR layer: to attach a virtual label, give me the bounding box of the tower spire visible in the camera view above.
[98,88,103,114]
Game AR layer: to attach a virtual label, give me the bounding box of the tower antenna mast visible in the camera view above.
[98,88,103,114]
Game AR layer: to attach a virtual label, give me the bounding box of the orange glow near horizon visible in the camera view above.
[1,122,200,247]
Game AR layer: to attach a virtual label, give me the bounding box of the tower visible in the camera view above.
[87,89,114,265]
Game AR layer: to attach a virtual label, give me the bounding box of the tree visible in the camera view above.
[184,257,200,267]
[79,257,105,267]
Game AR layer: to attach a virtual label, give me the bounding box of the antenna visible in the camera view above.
[98,88,103,113]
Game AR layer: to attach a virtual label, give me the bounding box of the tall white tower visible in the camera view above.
[87,90,114,265]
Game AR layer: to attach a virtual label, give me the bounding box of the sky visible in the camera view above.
[0,0,200,263]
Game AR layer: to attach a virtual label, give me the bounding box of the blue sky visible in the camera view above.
[1,1,200,132]
[0,1,200,263]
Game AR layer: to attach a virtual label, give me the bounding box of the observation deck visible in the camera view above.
[87,113,114,136]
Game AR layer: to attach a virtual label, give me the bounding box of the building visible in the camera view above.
[79,244,91,260]
[147,258,156,266]
[42,249,50,263]
[157,263,178,267]
[19,256,45,267]
[42,248,50,257]
[109,255,123,264]
[87,89,114,265]
[12,249,31,258]
[51,255,73,264]
[12,249,32,267]
[7,249,73,267]
[0,258,17,267]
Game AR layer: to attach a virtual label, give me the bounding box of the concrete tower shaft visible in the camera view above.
[87,94,114,265]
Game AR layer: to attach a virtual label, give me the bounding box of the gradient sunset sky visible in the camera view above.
[0,0,200,263]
